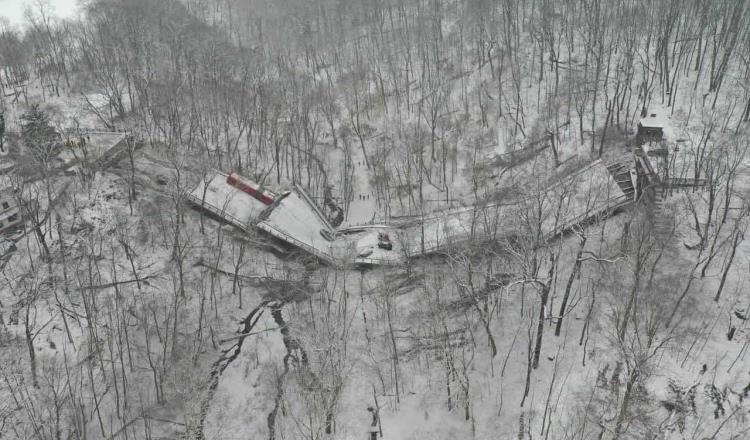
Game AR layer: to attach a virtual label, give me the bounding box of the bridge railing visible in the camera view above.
[256,222,338,265]
[544,194,632,239]
[185,193,254,234]
[665,177,706,188]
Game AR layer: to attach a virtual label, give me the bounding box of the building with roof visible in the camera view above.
[0,186,22,234]
[637,111,667,146]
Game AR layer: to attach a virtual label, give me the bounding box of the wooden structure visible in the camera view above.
[0,186,22,234]
[637,112,666,146]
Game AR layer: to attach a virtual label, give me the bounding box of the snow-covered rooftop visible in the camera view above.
[639,109,669,129]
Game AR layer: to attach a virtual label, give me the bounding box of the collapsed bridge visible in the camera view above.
[186,156,646,267]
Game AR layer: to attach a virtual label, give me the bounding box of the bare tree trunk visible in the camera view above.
[714,229,742,302]
[24,301,38,389]
[533,256,555,369]
[556,235,586,336]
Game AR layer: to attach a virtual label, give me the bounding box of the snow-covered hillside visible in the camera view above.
[1,0,750,439]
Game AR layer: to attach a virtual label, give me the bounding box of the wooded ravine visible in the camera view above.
[1,0,750,438]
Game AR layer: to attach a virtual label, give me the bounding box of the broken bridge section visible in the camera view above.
[187,162,634,267]
[186,172,271,234]
[256,186,339,265]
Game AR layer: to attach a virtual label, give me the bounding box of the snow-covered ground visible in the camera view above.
[3,1,750,439]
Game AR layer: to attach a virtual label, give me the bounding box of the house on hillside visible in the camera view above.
[637,111,667,146]
[0,186,22,234]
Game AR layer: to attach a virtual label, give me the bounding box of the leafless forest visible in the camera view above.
[1,0,750,438]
